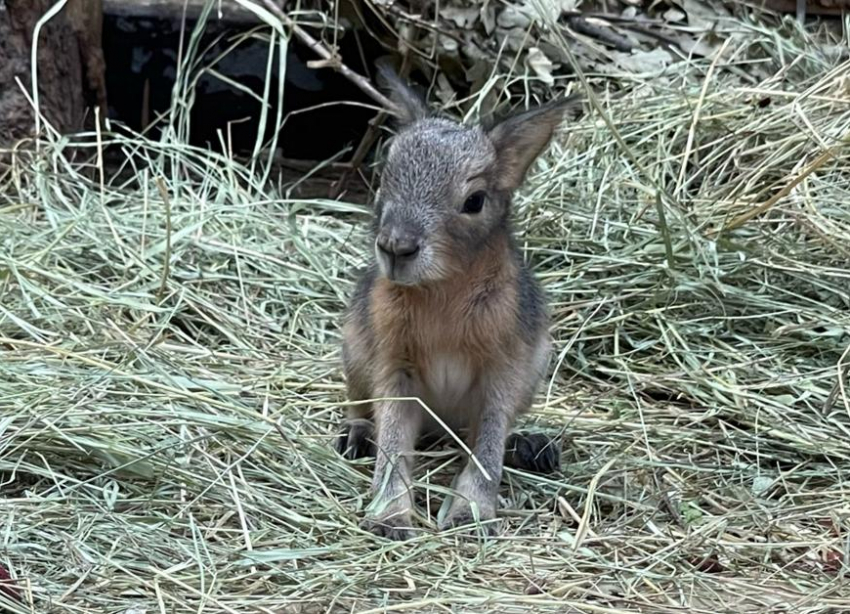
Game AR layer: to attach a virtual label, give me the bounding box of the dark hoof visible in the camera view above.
[334,420,376,460]
[360,515,415,541]
[440,509,499,536]
[504,432,560,474]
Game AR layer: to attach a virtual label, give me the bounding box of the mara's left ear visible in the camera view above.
[487,94,582,191]
[376,60,429,128]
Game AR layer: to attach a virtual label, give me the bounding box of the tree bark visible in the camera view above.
[0,0,105,144]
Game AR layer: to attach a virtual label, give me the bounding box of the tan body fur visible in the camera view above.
[346,237,549,432]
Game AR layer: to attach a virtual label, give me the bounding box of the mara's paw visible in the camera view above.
[439,506,499,537]
[504,432,560,474]
[360,514,415,541]
[334,420,376,460]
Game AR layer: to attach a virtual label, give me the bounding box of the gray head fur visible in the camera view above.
[372,66,579,286]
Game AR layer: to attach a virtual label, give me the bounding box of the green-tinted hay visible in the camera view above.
[1,6,850,614]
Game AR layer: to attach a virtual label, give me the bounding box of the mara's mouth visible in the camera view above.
[375,237,422,283]
[374,239,453,287]
[376,255,421,286]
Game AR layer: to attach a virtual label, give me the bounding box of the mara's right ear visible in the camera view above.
[376,60,429,128]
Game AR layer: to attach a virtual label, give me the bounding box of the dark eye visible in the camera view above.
[461,191,486,214]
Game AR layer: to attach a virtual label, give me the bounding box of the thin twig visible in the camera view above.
[258,0,394,111]
[155,177,172,302]
[566,16,634,52]
[329,33,416,199]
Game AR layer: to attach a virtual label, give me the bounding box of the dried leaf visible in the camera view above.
[500,27,529,53]
[674,0,730,30]
[527,47,555,85]
[435,73,456,106]
[440,6,479,29]
[527,0,578,22]
[664,8,686,22]
[481,3,496,34]
[465,59,491,84]
[498,6,532,29]
[439,34,459,54]
[611,48,674,74]
[752,476,773,495]
[675,35,721,58]
[462,39,490,62]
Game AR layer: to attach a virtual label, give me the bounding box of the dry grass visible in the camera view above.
[2,5,850,614]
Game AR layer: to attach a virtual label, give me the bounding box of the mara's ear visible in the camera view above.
[487,94,582,191]
[376,60,429,128]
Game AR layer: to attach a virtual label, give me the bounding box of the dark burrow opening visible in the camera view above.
[102,9,385,175]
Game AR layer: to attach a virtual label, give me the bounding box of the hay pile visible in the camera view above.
[2,6,850,614]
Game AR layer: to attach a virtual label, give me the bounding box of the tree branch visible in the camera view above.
[258,0,394,111]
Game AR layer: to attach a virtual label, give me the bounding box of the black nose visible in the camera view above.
[376,231,420,260]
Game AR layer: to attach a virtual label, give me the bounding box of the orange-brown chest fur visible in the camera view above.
[369,246,520,376]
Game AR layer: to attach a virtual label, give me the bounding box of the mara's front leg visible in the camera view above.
[361,370,423,541]
[439,367,531,535]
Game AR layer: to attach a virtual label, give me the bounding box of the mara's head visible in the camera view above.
[371,66,579,287]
